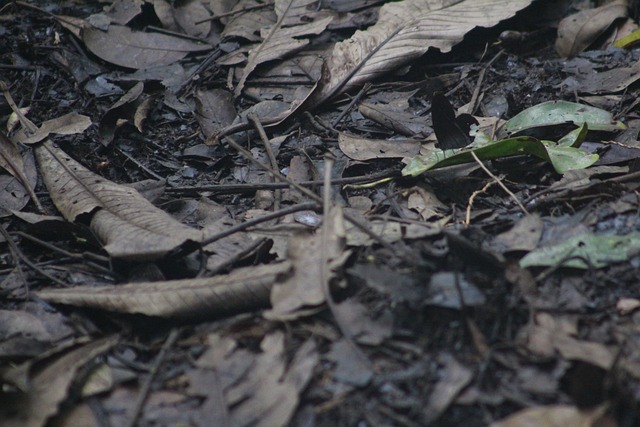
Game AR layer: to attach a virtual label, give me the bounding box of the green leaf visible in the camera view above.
[497,101,625,138]
[402,135,598,176]
[520,232,640,269]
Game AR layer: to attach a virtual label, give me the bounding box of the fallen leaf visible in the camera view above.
[491,214,543,253]
[339,132,421,160]
[227,331,319,427]
[299,0,533,111]
[490,404,608,427]
[423,353,473,424]
[82,25,211,69]
[36,262,290,318]
[195,88,237,138]
[520,231,640,269]
[264,207,349,320]
[13,112,92,145]
[222,0,277,42]
[326,338,373,387]
[0,336,117,427]
[497,101,626,138]
[235,0,332,95]
[556,0,628,57]
[403,133,598,177]
[35,140,204,260]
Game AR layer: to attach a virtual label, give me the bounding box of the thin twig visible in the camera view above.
[0,226,67,288]
[195,1,274,24]
[165,169,398,194]
[320,155,372,368]
[198,202,318,248]
[0,81,45,212]
[465,181,497,226]
[126,329,180,427]
[225,136,405,254]
[466,50,504,115]
[470,151,528,215]
[332,83,371,128]
[248,113,281,210]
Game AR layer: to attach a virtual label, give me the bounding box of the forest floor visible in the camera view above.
[1,1,640,426]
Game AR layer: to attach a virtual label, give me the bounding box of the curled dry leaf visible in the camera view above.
[0,336,117,427]
[556,0,629,58]
[82,25,211,69]
[36,262,291,318]
[13,112,92,145]
[35,140,204,260]
[227,332,319,427]
[235,0,333,96]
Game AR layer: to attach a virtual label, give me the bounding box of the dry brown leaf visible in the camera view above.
[490,404,609,427]
[222,0,278,41]
[0,336,117,427]
[264,207,349,320]
[227,332,318,427]
[0,139,38,217]
[35,140,204,260]
[556,0,628,57]
[235,0,332,95]
[299,0,534,111]
[524,313,615,369]
[103,0,144,25]
[572,59,640,94]
[36,262,291,318]
[82,25,211,69]
[423,354,473,424]
[98,82,144,144]
[173,0,212,38]
[491,214,543,253]
[358,100,431,136]
[195,88,237,137]
[14,112,92,145]
[338,132,421,160]
[0,130,29,187]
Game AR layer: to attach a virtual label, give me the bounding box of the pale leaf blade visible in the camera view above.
[36,263,291,318]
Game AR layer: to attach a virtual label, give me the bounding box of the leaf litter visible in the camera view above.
[4,0,640,426]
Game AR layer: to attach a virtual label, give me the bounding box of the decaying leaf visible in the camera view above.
[82,25,211,69]
[36,262,291,318]
[235,0,332,95]
[264,206,350,320]
[523,313,615,370]
[0,130,39,210]
[98,82,149,144]
[490,404,608,427]
[35,140,204,260]
[222,0,278,41]
[0,336,117,427]
[299,0,534,111]
[195,88,237,137]
[422,354,473,424]
[338,132,421,160]
[556,0,628,57]
[227,332,318,427]
[12,112,92,145]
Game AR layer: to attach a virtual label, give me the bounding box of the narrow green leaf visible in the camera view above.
[402,136,598,177]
